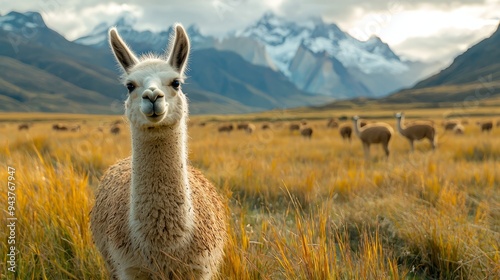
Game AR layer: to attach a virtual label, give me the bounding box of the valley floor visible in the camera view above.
[0,107,499,279]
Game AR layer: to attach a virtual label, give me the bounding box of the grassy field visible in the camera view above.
[1,108,499,279]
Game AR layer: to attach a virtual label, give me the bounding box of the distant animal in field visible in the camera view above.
[300,127,313,138]
[497,120,500,127]
[70,125,81,132]
[261,123,271,130]
[218,124,234,133]
[327,118,338,128]
[353,116,393,159]
[199,122,207,127]
[453,124,465,135]
[339,124,352,141]
[443,120,458,131]
[245,123,256,134]
[360,121,367,127]
[110,125,121,135]
[18,123,30,130]
[52,123,68,131]
[289,123,301,132]
[478,121,493,132]
[395,112,436,151]
[237,122,255,133]
[300,119,308,126]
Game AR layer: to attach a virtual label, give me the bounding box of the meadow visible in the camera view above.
[0,108,499,279]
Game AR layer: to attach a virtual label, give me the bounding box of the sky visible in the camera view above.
[1,0,499,64]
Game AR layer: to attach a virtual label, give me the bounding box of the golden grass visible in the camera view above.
[1,109,499,279]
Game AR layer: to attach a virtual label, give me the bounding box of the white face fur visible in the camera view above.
[124,60,187,129]
[109,24,190,131]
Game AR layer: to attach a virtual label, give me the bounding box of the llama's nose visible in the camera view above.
[142,88,165,102]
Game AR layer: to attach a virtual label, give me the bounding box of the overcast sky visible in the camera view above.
[1,0,499,64]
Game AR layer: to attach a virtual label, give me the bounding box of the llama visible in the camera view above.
[479,121,493,132]
[52,123,69,131]
[245,123,256,134]
[18,123,30,130]
[443,120,458,131]
[236,123,250,130]
[70,125,81,132]
[110,124,121,135]
[327,118,338,128]
[90,25,227,280]
[261,123,271,130]
[289,123,300,132]
[218,123,233,133]
[300,127,313,138]
[395,112,436,151]
[339,124,352,141]
[496,120,500,127]
[352,116,393,159]
[453,124,465,135]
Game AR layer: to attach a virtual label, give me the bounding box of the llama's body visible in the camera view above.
[90,24,226,280]
[327,118,338,128]
[92,157,226,279]
[339,125,352,141]
[300,127,313,138]
[289,123,300,132]
[18,123,30,130]
[395,112,436,151]
[480,121,493,132]
[353,116,393,159]
[218,124,233,133]
[453,124,465,134]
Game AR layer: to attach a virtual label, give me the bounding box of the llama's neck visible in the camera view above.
[129,120,193,248]
[396,117,407,136]
[353,120,362,137]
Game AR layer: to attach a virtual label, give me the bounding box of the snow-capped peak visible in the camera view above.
[233,11,407,76]
[0,11,47,32]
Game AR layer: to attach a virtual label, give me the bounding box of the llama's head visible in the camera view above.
[109,24,190,130]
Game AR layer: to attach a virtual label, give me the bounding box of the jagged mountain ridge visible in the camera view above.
[76,12,435,99]
[0,11,329,114]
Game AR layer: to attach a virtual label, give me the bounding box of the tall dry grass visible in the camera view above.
[0,112,499,279]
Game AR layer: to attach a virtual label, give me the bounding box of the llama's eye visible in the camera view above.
[126,83,136,93]
[171,79,181,90]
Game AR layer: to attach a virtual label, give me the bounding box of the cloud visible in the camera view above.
[0,0,498,63]
[393,26,497,63]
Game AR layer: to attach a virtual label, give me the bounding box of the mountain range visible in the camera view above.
[76,12,437,99]
[0,11,498,114]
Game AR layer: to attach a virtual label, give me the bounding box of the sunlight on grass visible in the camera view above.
[1,111,499,279]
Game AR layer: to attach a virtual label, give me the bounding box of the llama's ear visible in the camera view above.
[109,28,139,73]
[167,24,190,75]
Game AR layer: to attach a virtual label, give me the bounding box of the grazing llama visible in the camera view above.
[479,121,493,132]
[218,123,234,133]
[289,123,300,132]
[339,124,352,141]
[352,116,393,160]
[90,24,227,280]
[261,123,271,130]
[453,124,465,135]
[110,124,121,135]
[327,118,338,128]
[300,126,313,138]
[395,112,436,151]
[18,123,30,130]
[443,120,458,131]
